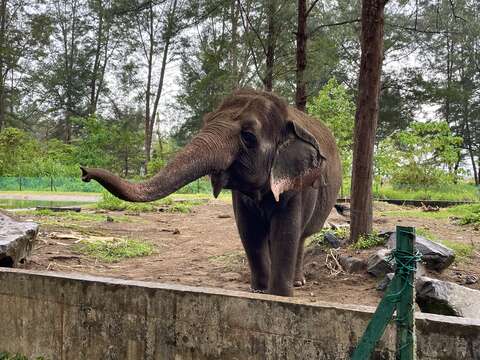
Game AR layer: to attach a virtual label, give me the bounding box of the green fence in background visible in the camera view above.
[0,177,213,194]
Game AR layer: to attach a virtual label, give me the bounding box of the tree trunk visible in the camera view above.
[264,0,276,91]
[89,0,104,115]
[295,0,307,111]
[470,150,478,185]
[350,0,387,243]
[0,0,7,130]
[229,0,239,89]
[143,2,155,172]
[144,0,177,173]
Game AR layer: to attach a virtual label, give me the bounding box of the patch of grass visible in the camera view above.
[306,227,350,247]
[374,183,479,202]
[74,237,154,262]
[15,209,132,223]
[415,227,476,261]
[352,232,385,250]
[96,191,157,212]
[378,203,480,223]
[440,239,475,259]
[96,191,208,213]
[415,227,436,240]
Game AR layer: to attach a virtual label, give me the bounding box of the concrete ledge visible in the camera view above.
[0,268,478,360]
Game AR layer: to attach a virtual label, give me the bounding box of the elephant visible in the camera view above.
[80,89,342,297]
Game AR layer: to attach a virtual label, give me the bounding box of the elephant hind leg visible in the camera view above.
[293,236,307,287]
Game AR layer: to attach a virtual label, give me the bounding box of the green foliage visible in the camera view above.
[307,227,350,247]
[456,204,480,227]
[73,115,144,176]
[0,352,45,360]
[374,183,479,202]
[96,190,206,213]
[352,232,386,250]
[75,238,154,262]
[440,240,475,259]
[387,121,463,187]
[96,191,156,212]
[308,78,355,180]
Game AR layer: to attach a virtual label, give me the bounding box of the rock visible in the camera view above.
[334,204,350,217]
[338,255,367,273]
[464,274,478,285]
[376,273,395,291]
[416,276,480,319]
[0,212,39,267]
[376,263,426,292]
[367,249,394,277]
[173,228,180,235]
[388,233,455,271]
[324,232,342,248]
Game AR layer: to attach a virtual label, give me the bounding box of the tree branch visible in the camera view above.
[237,0,267,56]
[306,0,320,17]
[309,18,360,36]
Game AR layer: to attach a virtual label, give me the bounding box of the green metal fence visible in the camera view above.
[0,176,213,194]
[352,226,420,360]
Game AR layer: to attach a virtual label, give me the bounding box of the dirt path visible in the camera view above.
[0,192,100,202]
[12,200,480,306]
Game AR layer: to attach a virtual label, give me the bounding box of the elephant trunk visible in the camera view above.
[81,129,236,202]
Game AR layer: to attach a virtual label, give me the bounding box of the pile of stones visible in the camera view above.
[316,226,480,320]
[0,212,39,267]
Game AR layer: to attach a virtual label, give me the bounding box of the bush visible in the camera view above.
[352,232,385,249]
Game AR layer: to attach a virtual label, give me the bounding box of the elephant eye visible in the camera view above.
[241,131,257,148]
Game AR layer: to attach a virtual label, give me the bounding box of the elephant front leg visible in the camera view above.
[293,237,307,287]
[233,193,270,293]
[268,197,302,296]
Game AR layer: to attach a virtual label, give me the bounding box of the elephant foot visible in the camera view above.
[293,277,306,287]
[250,288,267,294]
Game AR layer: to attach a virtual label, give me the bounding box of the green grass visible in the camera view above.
[440,239,476,259]
[0,353,44,360]
[14,209,133,223]
[415,227,476,260]
[373,183,479,202]
[352,232,386,250]
[378,203,480,222]
[96,191,211,213]
[74,237,154,262]
[306,227,349,247]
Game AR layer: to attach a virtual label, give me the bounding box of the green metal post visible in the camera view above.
[351,225,417,360]
[395,226,416,359]
[350,277,398,359]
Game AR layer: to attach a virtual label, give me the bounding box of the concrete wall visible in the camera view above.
[0,268,479,360]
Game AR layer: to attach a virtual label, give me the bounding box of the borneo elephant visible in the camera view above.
[80,89,342,296]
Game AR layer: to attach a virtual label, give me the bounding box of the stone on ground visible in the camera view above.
[388,233,455,271]
[376,263,426,291]
[0,212,39,267]
[339,255,367,273]
[323,232,342,249]
[416,276,480,319]
[367,249,394,277]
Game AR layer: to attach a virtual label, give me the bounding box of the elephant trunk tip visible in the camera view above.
[80,166,92,182]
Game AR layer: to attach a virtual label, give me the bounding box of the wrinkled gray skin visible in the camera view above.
[81,89,341,296]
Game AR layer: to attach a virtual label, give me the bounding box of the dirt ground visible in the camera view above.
[13,199,480,307]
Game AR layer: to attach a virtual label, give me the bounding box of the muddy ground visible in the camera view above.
[12,199,480,306]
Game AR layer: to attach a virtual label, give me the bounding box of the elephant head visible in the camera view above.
[80,89,329,202]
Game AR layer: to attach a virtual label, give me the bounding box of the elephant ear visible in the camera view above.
[270,121,327,201]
